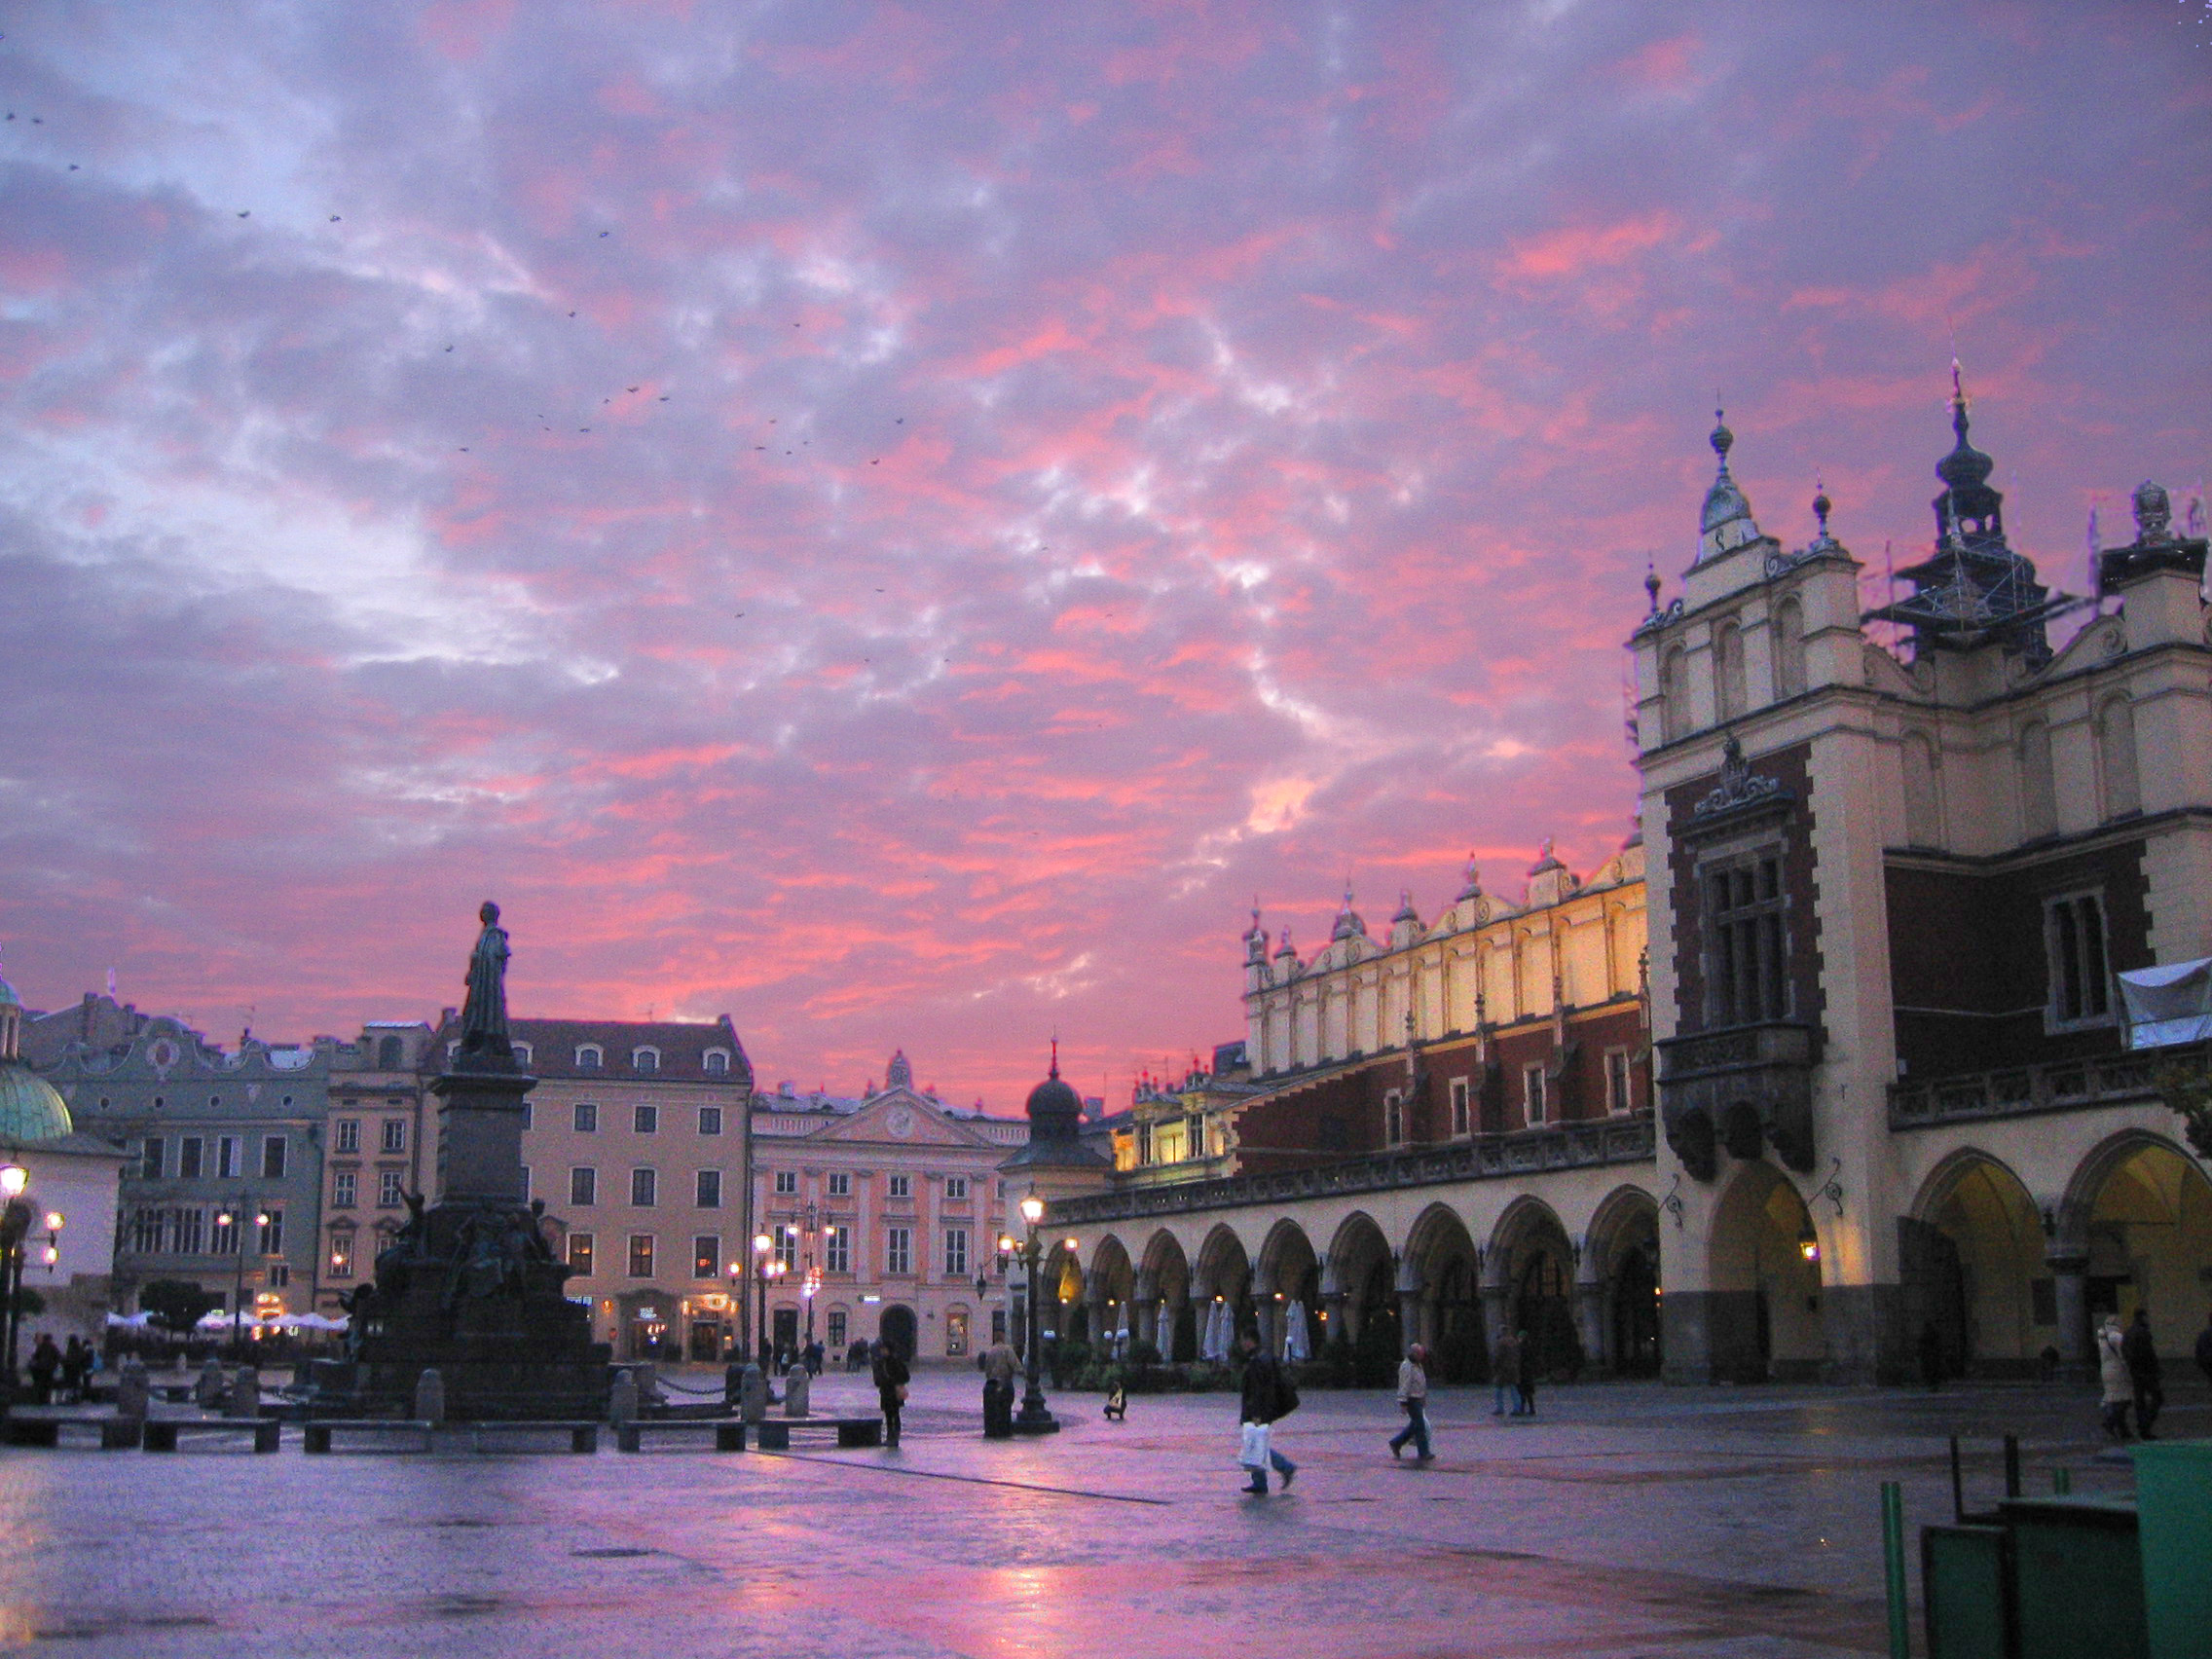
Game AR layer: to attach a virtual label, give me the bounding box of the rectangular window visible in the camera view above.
[333,1171,357,1209]
[328,1235,354,1279]
[692,1235,719,1279]
[268,1263,289,1288]
[139,1138,165,1180]
[695,1168,721,1208]
[633,1105,658,1134]
[943,1227,969,1278]
[991,1309,1007,1345]
[209,1210,237,1255]
[773,1169,797,1196]
[946,1307,970,1357]
[827,1309,846,1349]
[261,1135,288,1181]
[568,1233,595,1277]
[825,1225,851,1274]
[571,1166,598,1207]
[1188,1114,1207,1159]
[628,1235,654,1278]
[521,1102,533,1131]
[1704,852,1790,1026]
[574,1102,600,1133]
[1136,1122,1154,1163]
[173,1206,204,1255]
[258,1208,284,1256]
[1605,1050,1635,1116]
[2046,892,2114,1029]
[943,1175,968,1200]
[772,1227,796,1270]
[334,1120,360,1155]
[888,1174,911,1200]
[1383,1089,1404,1147]
[885,1227,912,1276]
[216,1136,240,1179]
[828,1172,851,1198]
[697,1106,722,1136]
[1523,1064,1548,1126]
[379,1170,405,1208]
[381,1120,407,1155]
[178,1136,204,1179]
[1450,1077,1471,1136]
[630,1167,657,1208]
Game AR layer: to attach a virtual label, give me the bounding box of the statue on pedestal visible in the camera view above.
[457,901,513,1067]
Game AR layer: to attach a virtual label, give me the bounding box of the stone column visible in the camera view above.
[1322,1291,1348,1349]
[2047,1252,2091,1377]
[1481,1283,1514,1347]
[1574,1281,1608,1375]
[1258,1300,1280,1356]
[1398,1292,1423,1355]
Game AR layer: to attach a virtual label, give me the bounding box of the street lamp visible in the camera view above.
[0,1162,30,1392]
[725,1259,745,1358]
[217,1198,269,1359]
[1010,1192,1057,1434]
[798,1201,821,1351]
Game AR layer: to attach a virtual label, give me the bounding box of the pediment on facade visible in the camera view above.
[1862,643,1919,697]
[2045,614,2127,676]
[810,1088,985,1147]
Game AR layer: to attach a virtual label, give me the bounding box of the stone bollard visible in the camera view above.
[632,1362,659,1406]
[115,1359,151,1422]
[608,1369,640,1427]
[782,1366,811,1419]
[739,1363,768,1423]
[227,1366,262,1419]
[415,1367,446,1426]
[193,1357,227,1409]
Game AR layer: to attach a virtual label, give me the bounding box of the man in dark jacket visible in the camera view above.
[873,1342,911,1448]
[1236,1330,1297,1495]
[2122,1308,2163,1441]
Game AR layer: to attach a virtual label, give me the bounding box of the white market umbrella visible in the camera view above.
[105,1310,155,1328]
[1283,1300,1311,1361]
[1202,1301,1224,1362]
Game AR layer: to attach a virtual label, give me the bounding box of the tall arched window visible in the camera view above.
[1714,620,1747,721]
[1901,731,1940,848]
[2018,720,2056,841]
[1772,598,1807,698]
[2096,694,2141,819]
[1661,645,1689,743]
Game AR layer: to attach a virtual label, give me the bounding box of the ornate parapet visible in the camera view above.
[1046,1117,1654,1227]
[1888,1046,2194,1131]
[1657,1019,1816,1178]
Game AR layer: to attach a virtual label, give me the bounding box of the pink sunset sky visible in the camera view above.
[0,2,2206,1110]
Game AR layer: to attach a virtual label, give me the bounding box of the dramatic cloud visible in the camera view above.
[1,2,2206,1106]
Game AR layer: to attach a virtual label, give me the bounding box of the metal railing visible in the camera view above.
[1887,1045,2196,1128]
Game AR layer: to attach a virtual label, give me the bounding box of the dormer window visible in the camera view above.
[512,1041,533,1066]
[704,1050,730,1076]
[576,1045,604,1070]
[632,1047,660,1073]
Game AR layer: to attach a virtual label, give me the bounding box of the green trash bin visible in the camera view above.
[1999,1496,2148,1659]
[2133,1440,2212,1659]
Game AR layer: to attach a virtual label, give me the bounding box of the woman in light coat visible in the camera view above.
[2096,1314,2133,1441]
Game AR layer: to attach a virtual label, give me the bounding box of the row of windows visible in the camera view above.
[1381,1051,1640,1145]
[564,1225,978,1282]
[769,1170,977,1199]
[127,1205,284,1257]
[561,1103,723,1136]
[452,1042,735,1075]
[332,1119,408,1155]
[565,1167,725,1209]
[134,1134,287,1183]
[330,1169,408,1210]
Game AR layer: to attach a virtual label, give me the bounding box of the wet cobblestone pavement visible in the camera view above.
[0,1372,2193,1657]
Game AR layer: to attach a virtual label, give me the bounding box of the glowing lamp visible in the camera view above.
[1796,1222,1821,1264]
[1018,1194,1045,1226]
[0,1164,27,1198]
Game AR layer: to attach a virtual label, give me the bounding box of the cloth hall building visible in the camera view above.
[1046,387,2212,1386]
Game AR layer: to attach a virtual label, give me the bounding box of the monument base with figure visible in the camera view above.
[310,904,612,1421]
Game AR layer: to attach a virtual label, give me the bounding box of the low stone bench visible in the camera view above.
[5,1414,142,1450]
[142,1418,280,1454]
[752,1416,883,1451]
[303,1419,598,1455]
[614,1419,748,1454]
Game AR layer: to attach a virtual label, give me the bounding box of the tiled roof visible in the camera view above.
[430,1015,751,1084]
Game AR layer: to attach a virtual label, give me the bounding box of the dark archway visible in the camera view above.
[879,1303,917,1359]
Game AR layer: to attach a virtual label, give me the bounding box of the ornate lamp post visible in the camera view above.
[798,1201,821,1351]
[216,1198,269,1359]
[725,1258,745,1358]
[1011,1192,1058,1434]
[752,1232,776,1363]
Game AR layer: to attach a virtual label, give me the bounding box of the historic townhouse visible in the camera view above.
[314,1021,438,1319]
[750,1052,1028,1365]
[439,1014,754,1363]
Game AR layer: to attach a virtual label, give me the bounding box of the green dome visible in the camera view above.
[0,1065,73,1142]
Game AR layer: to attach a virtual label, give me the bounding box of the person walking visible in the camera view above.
[1514,1329,1538,1418]
[25,1334,60,1405]
[2122,1308,2163,1441]
[1388,1343,1435,1462]
[59,1336,90,1403]
[2095,1313,2133,1442]
[873,1341,910,1447]
[1491,1329,1520,1417]
[1235,1328,1297,1494]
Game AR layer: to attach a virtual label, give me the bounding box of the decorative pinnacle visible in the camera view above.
[1049,1035,1059,1080]
[1710,406,1734,463]
[1812,477,1831,535]
[1643,556,1661,613]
